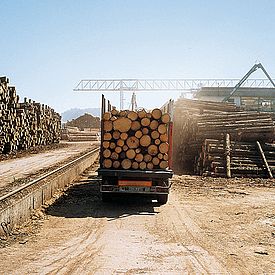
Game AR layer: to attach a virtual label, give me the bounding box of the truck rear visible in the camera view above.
[98,95,173,204]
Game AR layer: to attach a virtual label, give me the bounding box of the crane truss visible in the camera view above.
[74,79,275,92]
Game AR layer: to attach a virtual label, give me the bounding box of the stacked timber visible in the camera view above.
[196,138,275,178]
[101,108,170,170]
[65,127,99,141]
[172,97,275,174]
[0,76,61,154]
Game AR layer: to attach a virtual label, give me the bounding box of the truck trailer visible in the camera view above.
[98,95,173,204]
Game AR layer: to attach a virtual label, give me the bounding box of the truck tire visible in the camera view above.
[157,194,168,204]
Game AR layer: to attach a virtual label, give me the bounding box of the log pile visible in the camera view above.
[196,138,275,178]
[172,97,275,176]
[0,76,61,154]
[101,108,170,170]
[61,126,99,141]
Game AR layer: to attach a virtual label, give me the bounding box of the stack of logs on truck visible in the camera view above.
[0,76,61,154]
[102,108,171,170]
[173,98,275,178]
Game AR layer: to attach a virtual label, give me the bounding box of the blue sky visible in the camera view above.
[1,0,275,112]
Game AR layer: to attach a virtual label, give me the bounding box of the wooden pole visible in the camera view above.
[256,141,273,178]
[225,133,231,178]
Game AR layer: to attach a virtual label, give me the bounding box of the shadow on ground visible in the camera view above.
[46,176,160,220]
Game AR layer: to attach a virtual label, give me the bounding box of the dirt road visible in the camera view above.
[0,172,274,274]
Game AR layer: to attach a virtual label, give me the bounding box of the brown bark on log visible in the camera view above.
[113,117,132,132]
[144,154,152,163]
[149,120,159,130]
[120,132,128,140]
[132,161,139,169]
[151,130,160,140]
[152,108,162,120]
[112,130,120,139]
[102,141,110,149]
[138,110,146,119]
[158,124,167,134]
[109,142,116,149]
[147,162,154,169]
[131,121,141,131]
[163,154,169,161]
[126,136,140,149]
[139,161,146,170]
[152,157,160,166]
[135,153,143,162]
[113,160,120,169]
[126,149,136,159]
[155,139,161,145]
[135,130,143,139]
[104,120,113,132]
[103,112,111,121]
[159,142,169,154]
[160,134,168,142]
[141,117,150,127]
[103,149,111,158]
[127,111,138,121]
[111,108,119,116]
[159,160,168,169]
[121,159,132,169]
[111,152,119,160]
[161,113,170,124]
[119,110,127,117]
[103,133,112,140]
[103,159,112,168]
[158,153,163,159]
[142,128,149,135]
[122,145,128,151]
[148,144,158,156]
[140,135,151,147]
[115,146,122,154]
[117,139,125,147]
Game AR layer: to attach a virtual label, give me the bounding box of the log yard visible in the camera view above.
[0,1,275,274]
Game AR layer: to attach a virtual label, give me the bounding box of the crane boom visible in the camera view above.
[222,63,275,102]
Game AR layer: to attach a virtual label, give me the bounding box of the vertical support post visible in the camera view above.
[100,94,106,168]
[120,81,124,110]
[225,133,231,178]
[256,141,273,178]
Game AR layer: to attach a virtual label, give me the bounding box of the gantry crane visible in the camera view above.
[74,76,275,110]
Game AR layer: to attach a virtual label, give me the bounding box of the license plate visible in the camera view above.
[119,186,150,193]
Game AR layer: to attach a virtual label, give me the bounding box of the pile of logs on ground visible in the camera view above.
[196,136,275,178]
[61,126,99,141]
[0,76,61,154]
[102,108,170,170]
[172,97,275,177]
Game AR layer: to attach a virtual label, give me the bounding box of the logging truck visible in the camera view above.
[98,95,173,204]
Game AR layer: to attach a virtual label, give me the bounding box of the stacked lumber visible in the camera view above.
[196,138,275,178]
[101,108,170,170]
[172,97,275,174]
[63,127,99,141]
[0,76,61,154]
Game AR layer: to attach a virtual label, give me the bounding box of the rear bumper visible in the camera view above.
[100,184,169,195]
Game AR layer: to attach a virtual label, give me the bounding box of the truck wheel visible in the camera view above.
[157,194,168,204]
[101,193,111,202]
